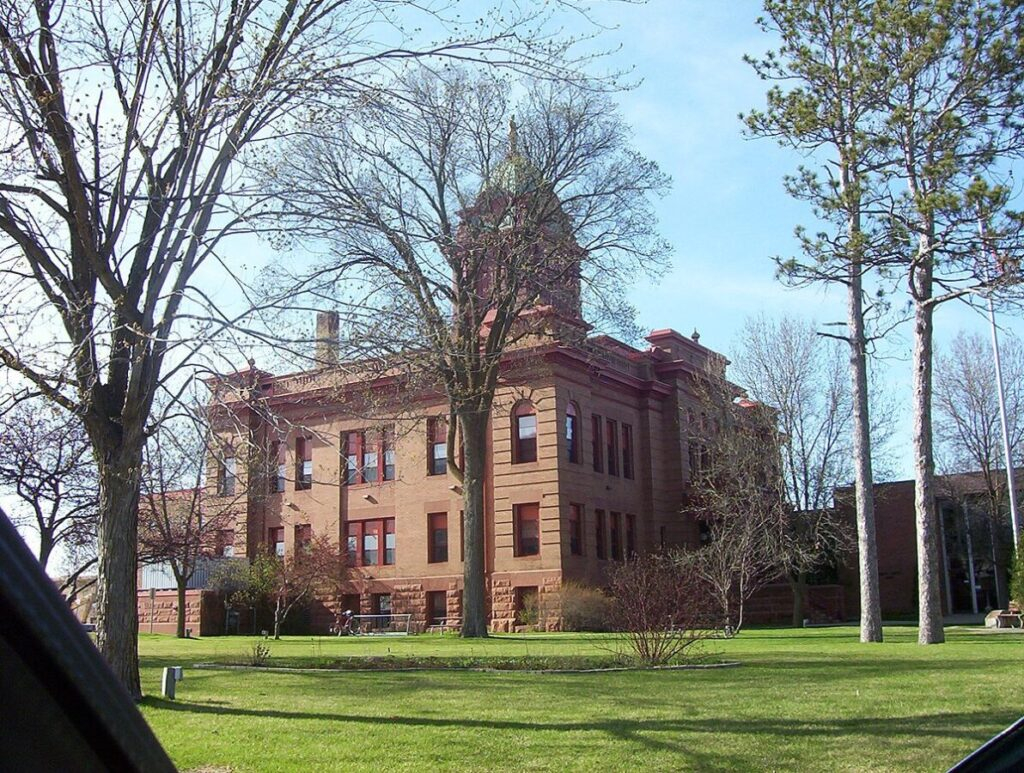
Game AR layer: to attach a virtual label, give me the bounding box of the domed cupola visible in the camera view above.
[481,118,547,199]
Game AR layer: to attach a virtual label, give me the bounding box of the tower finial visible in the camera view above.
[508,116,518,156]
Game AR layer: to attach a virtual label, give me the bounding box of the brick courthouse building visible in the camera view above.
[204,321,751,633]
[196,137,844,634]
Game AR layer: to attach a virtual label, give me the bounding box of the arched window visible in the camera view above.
[512,401,537,464]
[565,402,580,464]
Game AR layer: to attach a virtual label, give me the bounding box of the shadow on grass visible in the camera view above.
[142,695,1014,747]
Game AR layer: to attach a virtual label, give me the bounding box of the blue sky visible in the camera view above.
[577,0,1024,480]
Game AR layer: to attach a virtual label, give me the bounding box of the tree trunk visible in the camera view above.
[848,259,884,643]
[38,531,55,572]
[274,597,283,640]
[912,291,945,644]
[93,445,144,700]
[790,573,807,628]
[176,577,188,639]
[460,409,490,638]
[720,590,733,636]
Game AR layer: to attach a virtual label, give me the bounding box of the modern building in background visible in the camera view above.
[836,474,1017,620]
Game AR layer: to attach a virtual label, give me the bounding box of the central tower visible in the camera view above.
[458,119,585,335]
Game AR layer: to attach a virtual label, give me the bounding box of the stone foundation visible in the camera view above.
[137,589,221,636]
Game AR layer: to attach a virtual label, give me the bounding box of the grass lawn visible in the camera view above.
[138,626,1022,772]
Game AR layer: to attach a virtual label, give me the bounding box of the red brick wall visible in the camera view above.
[837,481,923,620]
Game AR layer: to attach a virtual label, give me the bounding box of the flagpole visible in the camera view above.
[979,219,1021,552]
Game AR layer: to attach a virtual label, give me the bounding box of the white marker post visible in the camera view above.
[161,667,184,699]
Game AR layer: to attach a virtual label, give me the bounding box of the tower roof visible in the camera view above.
[481,117,546,198]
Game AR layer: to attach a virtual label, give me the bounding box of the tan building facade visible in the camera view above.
[206,325,729,632]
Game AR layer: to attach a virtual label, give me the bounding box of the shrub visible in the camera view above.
[518,593,539,626]
[560,582,615,632]
[609,553,716,665]
[248,641,271,667]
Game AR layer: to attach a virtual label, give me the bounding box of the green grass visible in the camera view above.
[139,626,1023,772]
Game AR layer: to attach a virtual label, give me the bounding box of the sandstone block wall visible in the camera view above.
[137,589,219,636]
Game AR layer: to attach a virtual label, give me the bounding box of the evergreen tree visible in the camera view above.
[744,0,893,642]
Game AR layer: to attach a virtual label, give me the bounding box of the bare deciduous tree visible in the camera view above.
[934,330,1024,608]
[138,416,243,638]
[683,379,789,635]
[731,314,894,625]
[0,402,97,598]
[0,0,600,694]
[261,68,670,637]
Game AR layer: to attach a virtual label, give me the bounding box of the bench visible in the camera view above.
[995,612,1022,629]
[426,617,460,634]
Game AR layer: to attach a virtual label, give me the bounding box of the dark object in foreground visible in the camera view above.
[0,511,174,772]
[948,717,1024,773]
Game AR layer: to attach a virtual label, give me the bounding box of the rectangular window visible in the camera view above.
[622,424,634,480]
[345,522,360,566]
[346,518,395,567]
[362,521,379,566]
[383,427,396,481]
[218,456,236,496]
[606,419,619,476]
[344,428,394,485]
[384,518,395,565]
[568,503,583,556]
[296,437,312,490]
[595,509,606,560]
[428,417,447,476]
[269,526,285,557]
[566,406,580,463]
[591,415,603,472]
[427,590,447,626]
[373,593,392,619]
[626,513,636,558]
[270,441,286,493]
[362,429,379,483]
[343,431,361,485]
[428,512,448,563]
[514,503,540,557]
[294,523,312,552]
[216,529,235,558]
[514,587,538,625]
[514,409,537,463]
[610,511,622,560]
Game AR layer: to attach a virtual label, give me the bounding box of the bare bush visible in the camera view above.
[609,554,716,666]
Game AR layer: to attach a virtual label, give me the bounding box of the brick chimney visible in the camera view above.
[315,311,339,366]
